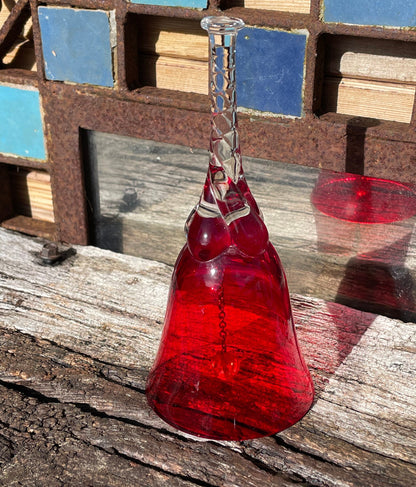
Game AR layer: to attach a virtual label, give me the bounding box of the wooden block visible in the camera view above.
[138,54,208,94]
[325,37,416,84]
[1,215,56,239]
[244,0,311,14]
[11,170,54,222]
[323,76,415,123]
[323,36,416,123]
[139,20,208,61]
[136,16,208,93]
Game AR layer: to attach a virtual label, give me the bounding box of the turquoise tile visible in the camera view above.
[323,0,416,27]
[236,28,307,117]
[0,85,46,160]
[38,7,114,87]
[129,0,206,7]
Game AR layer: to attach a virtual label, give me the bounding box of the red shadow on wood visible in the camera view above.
[311,170,416,318]
[309,170,416,391]
[292,296,377,394]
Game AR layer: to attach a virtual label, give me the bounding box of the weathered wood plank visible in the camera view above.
[0,332,299,486]
[136,16,208,61]
[133,16,208,93]
[0,228,415,485]
[0,384,200,486]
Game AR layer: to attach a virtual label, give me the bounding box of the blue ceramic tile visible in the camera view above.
[323,0,416,27]
[236,28,306,117]
[38,7,114,87]
[129,0,206,7]
[0,85,46,160]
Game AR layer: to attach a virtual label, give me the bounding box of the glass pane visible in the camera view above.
[82,130,416,322]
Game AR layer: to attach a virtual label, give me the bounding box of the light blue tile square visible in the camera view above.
[236,28,307,117]
[129,0,206,7]
[38,7,114,87]
[0,84,46,160]
[323,0,416,27]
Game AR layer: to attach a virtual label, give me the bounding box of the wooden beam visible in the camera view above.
[138,53,208,93]
[325,36,416,84]
[10,169,54,222]
[323,76,415,123]
[323,35,416,122]
[0,228,414,485]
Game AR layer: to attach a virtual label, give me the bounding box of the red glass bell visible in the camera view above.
[146,16,314,440]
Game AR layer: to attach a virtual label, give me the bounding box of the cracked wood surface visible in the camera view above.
[0,228,415,486]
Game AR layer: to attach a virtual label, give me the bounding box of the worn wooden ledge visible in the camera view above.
[0,228,415,486]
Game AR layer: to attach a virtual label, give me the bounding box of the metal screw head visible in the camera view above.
[40,242,60,260]
[36,242,76,266]
[40,242,62,265]
[120,187,138,212]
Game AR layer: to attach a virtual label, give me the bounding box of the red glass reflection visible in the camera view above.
[312,171,416,322]
[146,244,314,440]
[311,173,416,224]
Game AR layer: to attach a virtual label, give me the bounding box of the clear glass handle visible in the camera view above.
[186,16,269,260]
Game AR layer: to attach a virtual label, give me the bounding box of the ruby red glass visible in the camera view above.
[311,171,416,224]
[146,16,314,440]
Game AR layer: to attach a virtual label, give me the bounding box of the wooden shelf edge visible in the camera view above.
[0,68,38,86]
[0,156,50,171]
[2,215,57,240]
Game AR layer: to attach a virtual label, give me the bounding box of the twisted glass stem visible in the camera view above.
[202,16,244,185]
[185,17,268,261]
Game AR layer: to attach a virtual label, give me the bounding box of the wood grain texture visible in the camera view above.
[138,53,208,94]
[323,77,415,124]
[0,228,415,485]
[10,169,54,222]
[135,16,208,93]
[323,36,416,123]
[244,0,311,14]
[1,215,56,240]
[137,17,208,61]
[325,37,416,85]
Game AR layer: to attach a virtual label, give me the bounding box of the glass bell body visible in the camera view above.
[146,16,314,441]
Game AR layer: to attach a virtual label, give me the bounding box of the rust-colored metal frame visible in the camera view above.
[1,0,415,244]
